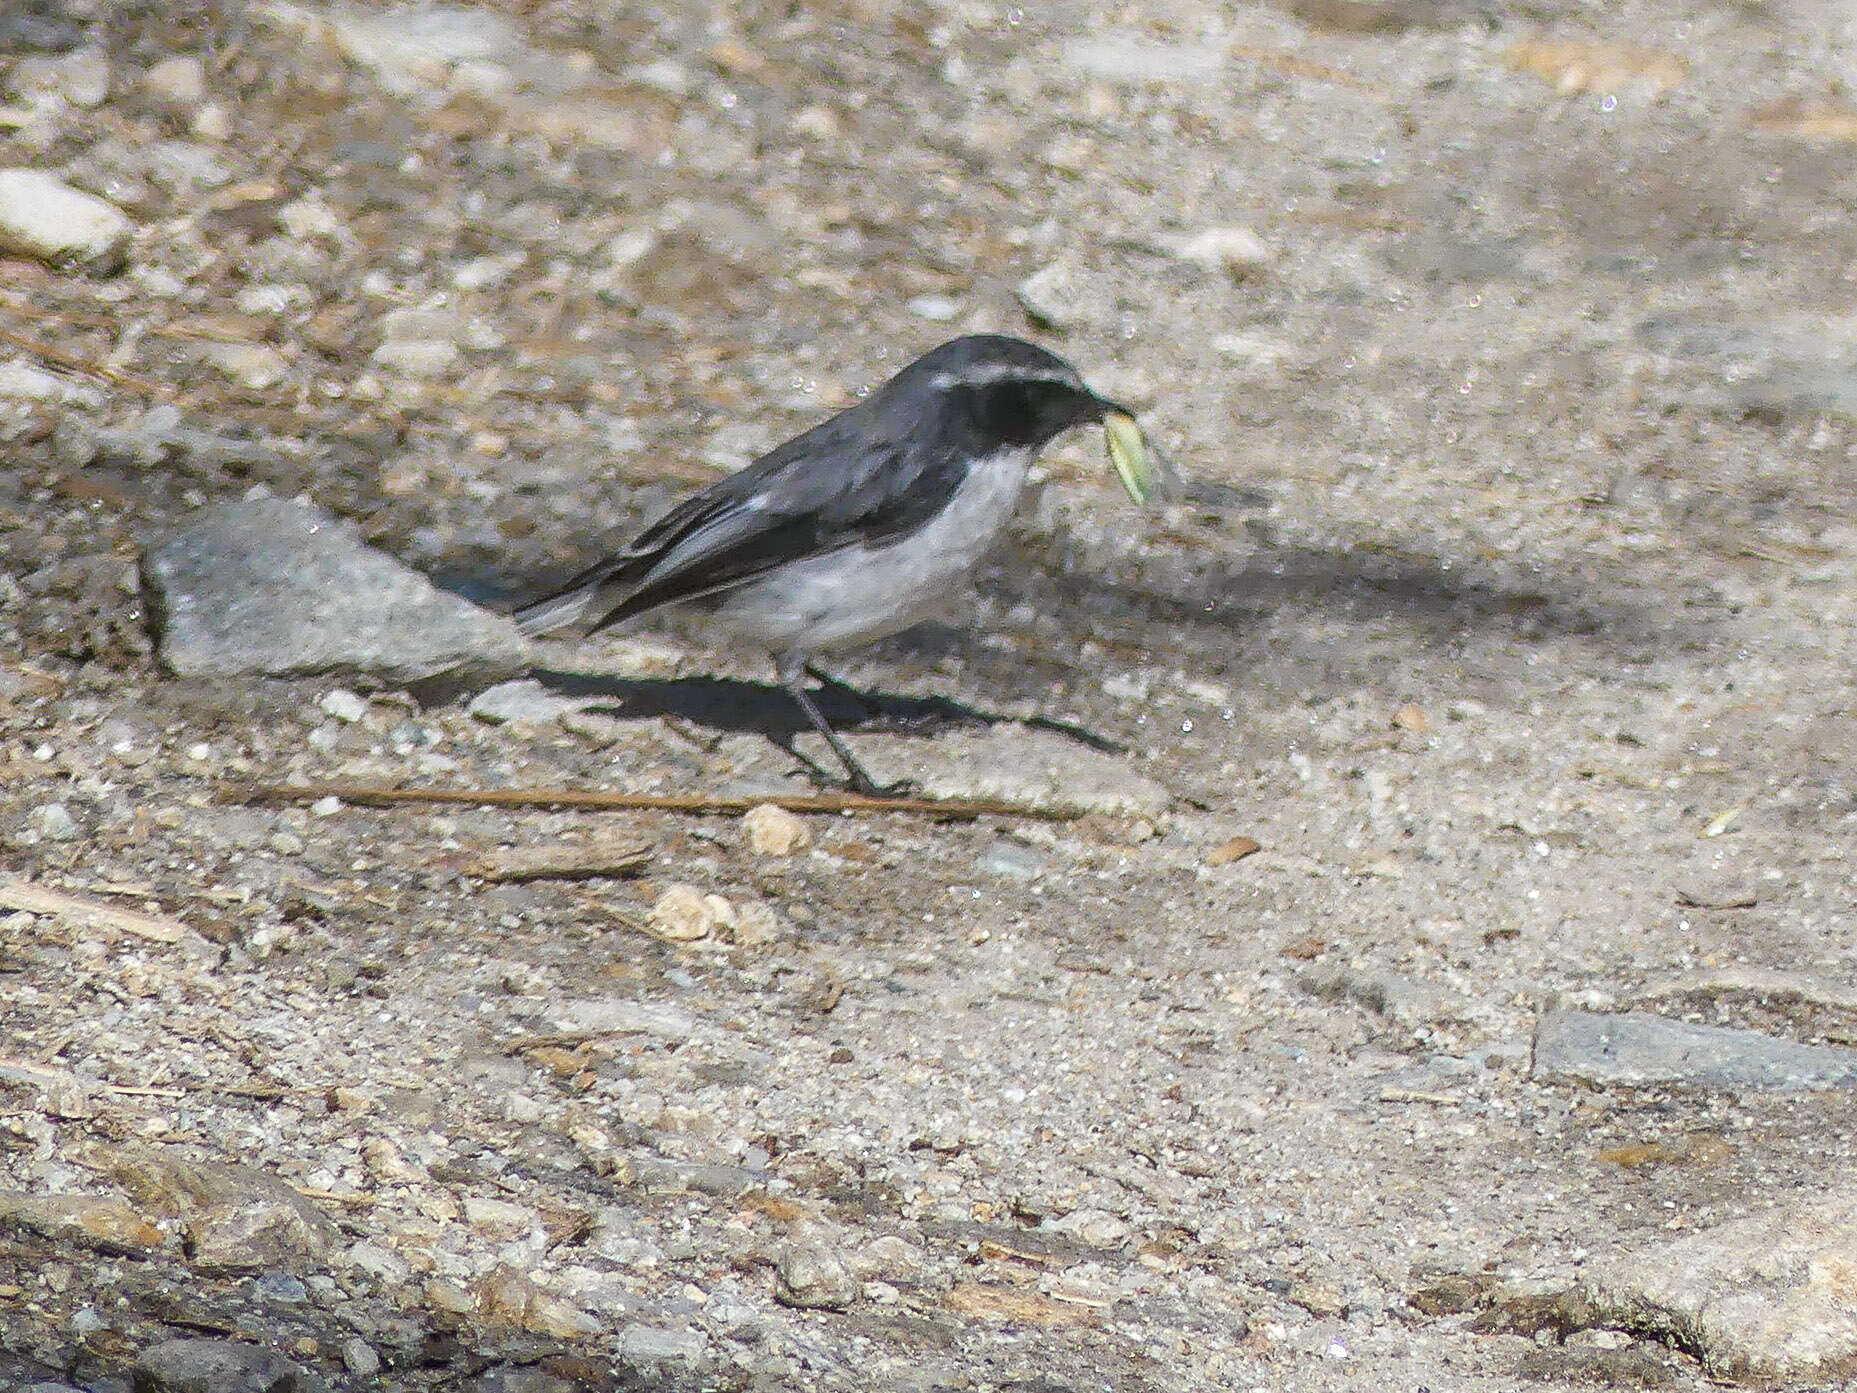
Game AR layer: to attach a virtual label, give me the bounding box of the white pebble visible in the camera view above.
[30,803,79,842]
[743,803,812,856]
[650,884,732,942]
[1169,225,1271,279]
[0,168,133,272]
[143,55,207,105]
[319,688,369,723]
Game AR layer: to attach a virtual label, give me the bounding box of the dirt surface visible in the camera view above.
[3,1,1857,1389]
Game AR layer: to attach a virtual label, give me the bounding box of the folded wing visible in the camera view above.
[513,410,971,638]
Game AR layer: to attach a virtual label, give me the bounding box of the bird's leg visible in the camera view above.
[803,660,983,737]
[802,661,886,719]
[777,653,915,796]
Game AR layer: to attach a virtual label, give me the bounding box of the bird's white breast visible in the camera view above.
[706,448,1033,653]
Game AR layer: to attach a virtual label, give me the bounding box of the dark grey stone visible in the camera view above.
[1533,1010,1857,1090]
[140,498,531,687]
[132,1339,314,1393]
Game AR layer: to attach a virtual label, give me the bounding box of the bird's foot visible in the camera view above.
[846,773,921,799]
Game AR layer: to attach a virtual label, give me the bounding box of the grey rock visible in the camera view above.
[141,498,531,687]
[28,802,80,842]
[132,1338,312,1393]
[252,1270,307,1304]
[1014,261,1098,333]
[0,168,132,273]
[107,1145,340,1274]
[1533,1010,1857,1090]
[545,998,697,1041]
[774,1240,862,1310]
[628,1156,770,1198]
[1577,1186,1857,1383]
[338,1339,379,1378]
[1636,313,1857,420]
[467,678,592,726]
[617,1322,707,1363]
[0,6,85,52]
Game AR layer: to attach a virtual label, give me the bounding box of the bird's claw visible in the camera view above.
[850,775,920,799]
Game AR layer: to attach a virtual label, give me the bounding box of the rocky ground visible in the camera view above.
[3,1,1857,1390]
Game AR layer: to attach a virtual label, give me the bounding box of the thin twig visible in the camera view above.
[217,780,1080,821]
[0,324,164,396]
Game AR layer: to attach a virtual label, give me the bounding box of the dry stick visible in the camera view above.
[0,324,164,396]
[218,780,1080,822]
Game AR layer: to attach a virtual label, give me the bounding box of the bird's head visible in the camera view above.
[892,335,1167,504]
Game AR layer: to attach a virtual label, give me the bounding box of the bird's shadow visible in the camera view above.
[531,667,1127,754]
[465,491,1716,762]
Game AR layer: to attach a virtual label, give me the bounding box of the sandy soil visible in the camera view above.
[3,1,1855,1389]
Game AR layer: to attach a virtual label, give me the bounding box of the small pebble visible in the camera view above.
[319,688,369,723]
[143,54,207,105]
[649,884,732,942]
[30,803,79,842]
[906,294,961,321]
[0,168,133,273]
[743,803,812,856]
[774,1240,862,1310]
[341,1338,381,1377]
[1169,225,1271,279]
[730,899,782,947]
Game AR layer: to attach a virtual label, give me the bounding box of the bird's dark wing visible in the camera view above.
[514,409,972,637]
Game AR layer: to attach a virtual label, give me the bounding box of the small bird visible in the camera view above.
[514,334,1163,795]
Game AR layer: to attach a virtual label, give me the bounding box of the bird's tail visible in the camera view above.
[511,551,647,638]
[511,580,606,638]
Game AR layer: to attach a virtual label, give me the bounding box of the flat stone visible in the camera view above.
[467,678,590,726]
[775,1240,862,1310]
[1636,312,1857,420]
[106,1145,340,1274]
[1533,1010,1857,1090]
[0,1192,164,1256]
[141,498,531,687]
[1577,1186,1857,1383]
[0,168,132,273]
[545,998,697,1041]
[133,1338,314,1393]
[617,1323,707,1364]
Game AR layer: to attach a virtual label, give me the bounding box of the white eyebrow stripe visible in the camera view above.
[928,364,1084,393]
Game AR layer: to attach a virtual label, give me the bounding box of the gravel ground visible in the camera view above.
[3,1,1857,1390]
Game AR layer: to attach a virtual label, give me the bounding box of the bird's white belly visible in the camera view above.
[705,448,1032,653]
